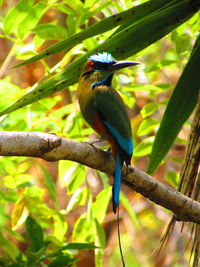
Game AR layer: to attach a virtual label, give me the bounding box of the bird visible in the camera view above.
[77,52,139,214]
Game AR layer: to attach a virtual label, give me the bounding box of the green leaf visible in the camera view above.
[112,0,176,35]
[9,263,22,267]
[39,164,57,205]
[144,59,178,73]
[13,0,174,67]
[52,3,75,14]
[83,0,99,9]
[3,0,35,36]
[72,215,93,243]
[65,164,86,194]
[26,245,48,264]
[166,171,179,187]
[52,214,68,242]
[66,187,88,213]
[92,187,111,223]
[11,197,26,229]
[63,0,83,11]
[147,34,200,174]
[48,255,77,267]
[133,137,154,158]
[93,218,106,267]
[25,216,44,252]
[61,242,98,250]
[120,192,140,228]
[33,24,68,40]
[0,231,18,260]
[125,84,169,92]
[175,33,191,55]
[137,118,159,137]
[17,1,47,39]
[140,103,159,118]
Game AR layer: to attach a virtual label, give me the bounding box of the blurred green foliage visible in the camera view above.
[0,0,199,266]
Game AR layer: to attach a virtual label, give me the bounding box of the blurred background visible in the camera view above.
[0,0,199,266]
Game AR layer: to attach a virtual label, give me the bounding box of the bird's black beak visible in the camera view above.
[109,60,139,71]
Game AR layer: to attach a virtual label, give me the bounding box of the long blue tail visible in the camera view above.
[113,153,126,266]
[112,152,123,214]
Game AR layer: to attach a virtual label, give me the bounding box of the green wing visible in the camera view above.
[94,87,133,155]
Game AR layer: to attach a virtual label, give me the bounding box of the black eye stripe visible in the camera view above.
[82,60,116,77]
[93,61,115,70]
[83,69,94,77]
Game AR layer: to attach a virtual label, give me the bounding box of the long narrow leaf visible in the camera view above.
[0,0,199,116]
[100,0,200,60]
[13,0,174,68]
[147,33,200,175]
[112,0,178,35]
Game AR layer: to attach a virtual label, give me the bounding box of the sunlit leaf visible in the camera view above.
[144,59,178,73]
[66,187,88,213]
[3,175,17,189]
[52,3,75,14]
[133,137,154,157]
[11,197,26,229]
[39,164,57,205]
[120,192,140,228]
[140,103,159,118]
[63,164,86,194]
[33,24,68,40]
[93,218,106,266]
[92,187,111,223]
[137,118,159,137]
[120,84,171,92]
[166,171,179,187]
[17,1,46,39]
[72,215,93,242]
[3,0,34,36]
[52,215,68,242]
[175,33,191,55]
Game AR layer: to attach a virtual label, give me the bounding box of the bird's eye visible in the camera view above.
[93,61,112,70]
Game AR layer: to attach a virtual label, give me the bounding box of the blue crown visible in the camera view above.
[89,52,115,64]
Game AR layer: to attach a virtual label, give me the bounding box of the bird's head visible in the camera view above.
[81,52,139,88]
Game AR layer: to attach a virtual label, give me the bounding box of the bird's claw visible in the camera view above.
[84,137,106,152]
[84,140,98,152]
[105,147,111,152]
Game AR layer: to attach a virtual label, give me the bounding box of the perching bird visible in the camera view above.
[77,52,138,214]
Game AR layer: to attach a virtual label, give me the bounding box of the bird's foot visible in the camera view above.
[85,141,98,152]
[105,147,111,152]
[84,137,104,152]
[125,163,134,176]
[87,136,106,145]
[85,137,108,152]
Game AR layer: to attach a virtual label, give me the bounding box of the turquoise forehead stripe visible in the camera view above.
[89,52,115,63]
[103,121,133,155]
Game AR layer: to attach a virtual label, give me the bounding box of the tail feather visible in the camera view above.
[112,153,123,213]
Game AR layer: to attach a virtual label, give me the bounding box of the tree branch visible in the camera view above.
[0,131,199,224]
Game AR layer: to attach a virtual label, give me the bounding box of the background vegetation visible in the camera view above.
[0,0,199,266]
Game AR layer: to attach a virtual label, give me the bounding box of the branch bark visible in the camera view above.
[0,131,199,224]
